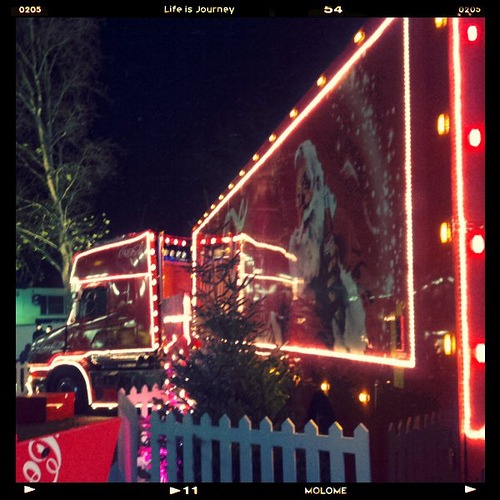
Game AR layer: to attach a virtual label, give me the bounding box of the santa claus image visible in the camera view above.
[288,140,367,354]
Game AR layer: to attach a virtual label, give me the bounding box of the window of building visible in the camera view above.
[39,295,65,316]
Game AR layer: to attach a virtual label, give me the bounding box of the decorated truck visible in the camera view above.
[25,231,193,413]
[25,17,484,483]
[191,18,484,482]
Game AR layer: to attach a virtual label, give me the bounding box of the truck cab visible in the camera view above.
[26,230,192,413]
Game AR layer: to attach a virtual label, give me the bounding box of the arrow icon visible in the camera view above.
[24,486,35,493]
[465,485,476,493]
[170,487,181,495]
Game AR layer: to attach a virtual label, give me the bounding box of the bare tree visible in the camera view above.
[16,18,116,289]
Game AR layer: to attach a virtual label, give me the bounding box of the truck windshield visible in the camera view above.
[76,287,107,320]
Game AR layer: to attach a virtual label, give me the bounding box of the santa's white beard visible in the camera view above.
[290,203,325,286]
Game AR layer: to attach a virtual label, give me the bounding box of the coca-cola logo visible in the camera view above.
[118,244,144,266]
[22,435,62,482]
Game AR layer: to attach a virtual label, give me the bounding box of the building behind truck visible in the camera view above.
[25,17,484,482]
[16,287,70,357]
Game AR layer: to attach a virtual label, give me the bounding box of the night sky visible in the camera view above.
[92,17,368,238]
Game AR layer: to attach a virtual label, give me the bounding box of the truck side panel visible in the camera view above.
[195,19,410,362]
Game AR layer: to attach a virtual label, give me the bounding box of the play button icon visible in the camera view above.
[465,485,476,493]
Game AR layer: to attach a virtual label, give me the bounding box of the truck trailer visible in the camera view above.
[25,17,484,483]
[191,18,484,482]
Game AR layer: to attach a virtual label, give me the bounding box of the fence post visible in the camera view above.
[218,415,232,483]
[303,420,320,482]
[257,417,274,482]
[352,423,371,482]
[117,389,140,482]
[280,419,298,482]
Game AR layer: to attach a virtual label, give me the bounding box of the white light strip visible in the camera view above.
[70,230,151,283]
[194,18,395,236]
[77,272,150,284]
[254,342,413,368]
[234,233,297,261]
[403,18,416,368]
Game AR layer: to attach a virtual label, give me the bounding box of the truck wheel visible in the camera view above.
[49,368,89,415]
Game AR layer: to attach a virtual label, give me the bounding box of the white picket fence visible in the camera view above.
[126,384,171,418]
[117,387,371,483]
[16,372,456,483]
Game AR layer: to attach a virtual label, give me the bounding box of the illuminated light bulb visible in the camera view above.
[218,194,224,200]
[152,278,157,286]
[269,133,277,142]
[173,238,178,245]
[252,153,260,161]
[200,238,206,245]
[197,219,202,225]
[437,113,450,135]
[443,332,456,355]
[228,182,234,189]
[440,221,452,244]
[316,75,327,87]
[467,25,478,42]
[239,169,246,176]
[210,237,217,244]
[475,343,485,363]
[289,108,298,118]
[151,264,157,271]
[210,204,215,209]
[468,128,482,147]
[181,240,187,246]
[470,233,485,255]
[434,18,447,28]
[203,212,208,218]
[165,237,170,244]
[353,29,365,44]
[320,381,330,393]
[358,391,370,404]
